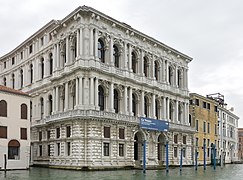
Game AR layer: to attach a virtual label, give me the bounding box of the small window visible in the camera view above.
[0,126,7,138]
[66,142,71,156]
[20,52,23,59]
[12,57,15,65]
[174,134,178,144]
[103,142,110,156]
[208,123,210,134]
[183,136,186,144]
[195,99,199,106]
[66,126,71,138]
[119,128,125,139]
[4,61,6,69]
[119,144,124,156]
[214,106,218,112]
[20,128,27,140]
[182,148,186,158]
[189,100,193,105]
[174,147,177,158]
[47,130,51,140]
[0,100,7,117]
[3,77,6,86]
[56,127,60,138]
[215,124,217,135]
[21,103,28,119]
[29,45,33,54]
[203,121,206,133]
[57,143,60,156]
[104,127,110,138]
[39,131,42,141]
[39,145,42,156]
[48,144,51,156]
[207,103,210,110]
[41,37,44,46]
[203,101,207,108]
[196,137,198,147]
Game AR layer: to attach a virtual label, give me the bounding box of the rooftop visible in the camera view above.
[0,85,29,97]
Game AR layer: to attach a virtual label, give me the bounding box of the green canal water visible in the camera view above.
[1,164,243,180]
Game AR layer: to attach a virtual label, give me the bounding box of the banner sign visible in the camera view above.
[140,117,169,132]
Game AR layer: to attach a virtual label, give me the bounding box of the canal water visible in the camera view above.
[1,164,243,180]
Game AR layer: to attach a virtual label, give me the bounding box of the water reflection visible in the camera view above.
[1,165,243,180]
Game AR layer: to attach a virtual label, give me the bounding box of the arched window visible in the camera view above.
[41,58,44,79]
[49,53,53,75]
[132,94,137,116]
[30,64,33,84]
[40,97,44,119]
[144,57,149,77]
[3,77,6,86]
[98,86,105,111]
[154,61,159,80]
[20,69,23,88]
[98,39,105,63]
[8,140,20,160]
[132,52,137,73]
[113,45,119,68]
[114,89,119,113]
[0,100,7,117]
[144,96,149,117]
[21,103,27,119]
[48,95,53,115]
[12,73,15,89]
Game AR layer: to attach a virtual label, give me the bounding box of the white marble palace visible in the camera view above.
[0,6,194,169]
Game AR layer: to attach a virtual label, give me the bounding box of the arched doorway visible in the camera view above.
[8,139,20,160]
[158,133,166,165]
[134,131,145,167]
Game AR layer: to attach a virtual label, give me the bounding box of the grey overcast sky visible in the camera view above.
[1,0,243,126]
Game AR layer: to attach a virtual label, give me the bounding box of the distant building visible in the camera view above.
[0,85,30,170]
[0,6,194,169]
[238,128,243,160]
[189,93,219,165]
[218,105,239,163]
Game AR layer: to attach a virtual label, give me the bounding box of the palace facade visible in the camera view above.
[0,6,194,169]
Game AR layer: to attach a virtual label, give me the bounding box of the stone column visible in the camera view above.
[123,41,127,70]
[175,66,178,87]
[151,55,155,79]
[167,98,170,120]
[76,29,80,58]
[94,77,99,109]
[83,76,89,106]
[140,50,144,76]
[124,86,128,115]
[109,82,114,112]
[79,76,83,106]
[89,27,94,57]
[175,100,178,123]
[65,37,70,65]
[184,102,188,125]
[75,78,79,108]
[128,44,132,71]
[140,91,144,117]
[129,87,133,115]
[152,94,156,119]
[56,86,59,112]
[52,88,56,114]
[94,28,98,59]
[83,26,90,58]
[110,36,114,66]
[166,61,169,84]
[185,69,188,89]
[90,77,94,107]
[80,27,83,56]
[56,43,60,69]
[53,44,57,71]
[64,82,69,111]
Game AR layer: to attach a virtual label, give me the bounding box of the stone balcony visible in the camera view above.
[31,109,194,134]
